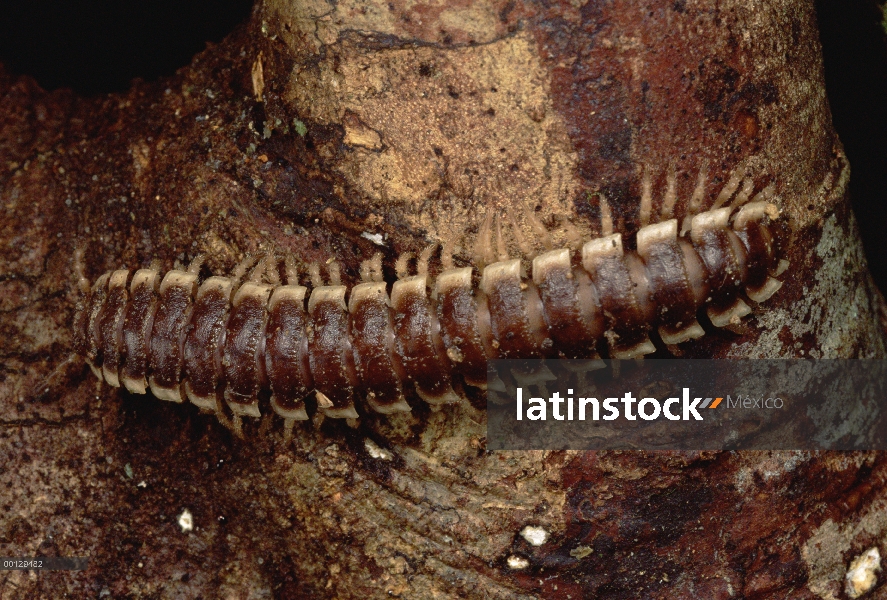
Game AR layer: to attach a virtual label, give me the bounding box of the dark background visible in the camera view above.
[0,0,884,294]
[0,0,252,95]
[816,0,887,295]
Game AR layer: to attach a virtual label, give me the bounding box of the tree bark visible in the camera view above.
[1,0,886,598]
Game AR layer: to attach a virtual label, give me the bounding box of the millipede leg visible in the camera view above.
[640,164,653,227]
[74,245,91,295]
[187,254,205,274]
[495,215,509,262]
[394,252,413,279]
[506,212,534,258]
[265,254,281,285]
[730,178,755,209]
[522,201,554,252]
[282,417,296,443]
[752,183,776,205]
[370,252,384,282]
[231,414,244,439]
[248,254,272,283]
[711,162,747,210]
[215,410,233,432]
[359,258,373,282]
[308,262,323,288]
[598,193,613,237]
[474,209,496,268]
[327,260,342,286]
[28,354,85,404]
[284,254,299,285]
[417,243,437,276]
[558,215,584,250]
[682,161,708,235]
[660,163,677,220]
[440,239,455,270]
[231,254,258,281]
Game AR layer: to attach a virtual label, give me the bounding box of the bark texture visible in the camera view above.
[1,0,886,598]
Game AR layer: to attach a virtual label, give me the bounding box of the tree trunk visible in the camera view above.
[1,0,886,598]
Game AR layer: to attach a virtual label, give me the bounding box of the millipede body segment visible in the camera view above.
[72,177,785,436]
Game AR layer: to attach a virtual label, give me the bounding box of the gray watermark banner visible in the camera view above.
[486,359,887,450]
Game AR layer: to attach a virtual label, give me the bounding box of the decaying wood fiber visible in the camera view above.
[1,0,886,598]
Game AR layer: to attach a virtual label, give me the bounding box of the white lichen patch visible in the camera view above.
[360,231,386,246]
[520,525,549,546]
[364,438,393,461]
[178,509,194,533]
[845,547,881,599]
[734,450,811,494]
[803,498,887,600]
[732,209,884,360]
[506,555,529,570]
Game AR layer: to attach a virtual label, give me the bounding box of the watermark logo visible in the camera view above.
[515,388,725,422]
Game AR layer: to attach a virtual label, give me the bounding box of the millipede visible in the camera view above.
[70,162,787,439]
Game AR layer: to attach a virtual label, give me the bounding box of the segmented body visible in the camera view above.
[72,188,784,436]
